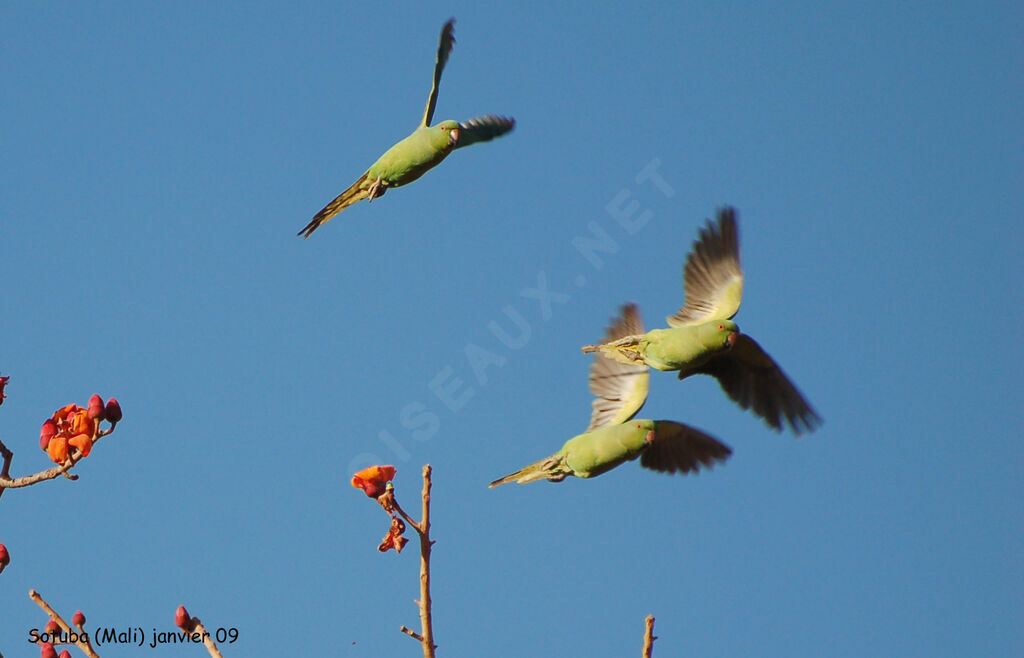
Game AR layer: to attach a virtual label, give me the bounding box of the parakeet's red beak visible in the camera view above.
[449,127,459,146]
[727,332,738,348]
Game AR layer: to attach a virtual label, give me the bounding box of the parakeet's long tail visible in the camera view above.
[488,455,569,488]
[580,340,646,368]
[297,173,372,238]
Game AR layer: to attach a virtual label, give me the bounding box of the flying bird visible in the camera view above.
[582,208,821,435]
[298,19,515,238]
[489,304,732,488]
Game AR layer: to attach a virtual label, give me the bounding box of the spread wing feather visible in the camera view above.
[587,304,649,431]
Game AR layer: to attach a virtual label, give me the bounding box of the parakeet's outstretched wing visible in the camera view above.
[667,206,743,327]
[455,115,515,149]
[421,19,456,128]
[587,304,649,432]
[640,421,732,474]
[693,334,822,435]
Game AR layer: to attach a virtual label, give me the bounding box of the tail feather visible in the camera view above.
[580,341,645,368]
[488,455,568,488]
[298,173,371,238]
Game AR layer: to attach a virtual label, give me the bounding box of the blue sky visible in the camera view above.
[2,1,1022,656]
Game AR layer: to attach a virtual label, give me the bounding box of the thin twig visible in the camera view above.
[642,614,656,658]
[28,589,101,658]
[399,625,424,642]
[0,429,114,499]
[189,617,223,658]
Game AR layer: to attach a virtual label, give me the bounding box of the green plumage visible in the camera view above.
[581,208,822,435]
[299,19,514,238]
[490,305,731,488]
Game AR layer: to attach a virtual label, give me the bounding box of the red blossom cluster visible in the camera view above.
[39,394,122,464]
[0,542,9,574]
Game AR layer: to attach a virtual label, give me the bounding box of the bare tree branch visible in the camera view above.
[642,614,656,658]
[386,465,437,657]
[0,429,115,499]
[190,617,223,658]
[28,589,100,658]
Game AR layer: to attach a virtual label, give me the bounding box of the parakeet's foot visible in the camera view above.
[367,175,386,202]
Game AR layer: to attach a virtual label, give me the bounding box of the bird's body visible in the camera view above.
[309,122,460,224]
[493,420,657,485]
[490,304,732,488]
[299,19,514,238]
[581,208,821,435]
[365,123,461,189]
[588,322,738,372]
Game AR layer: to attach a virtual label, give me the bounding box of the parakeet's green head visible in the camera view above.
[435,120,460,147]
[629,419,659,453]
[697,319,739,353]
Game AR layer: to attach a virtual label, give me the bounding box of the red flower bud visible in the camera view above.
[72,610,86,626]
[88,394,105,420]
[0,542,10,567]
[44,619,60,634]
[40,643,58,658]
[0,374,9,406]
[104,398,123,423]
[175,605,191,630]
[59,651,72,658]
[40,419,58,450]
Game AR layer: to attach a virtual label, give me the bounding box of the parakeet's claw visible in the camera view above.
[367,175,386,202]
[622,348,644,363]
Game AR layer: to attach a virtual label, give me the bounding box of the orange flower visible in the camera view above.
[46,436,70,463]
[70,410,96,438]
[52,404,80,423]
[351,465,397,498]
[69,433,94,457]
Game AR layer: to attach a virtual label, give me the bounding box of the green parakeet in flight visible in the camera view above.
[582,207,822,435]
[489,304,732,487]
[298,19,515,238]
